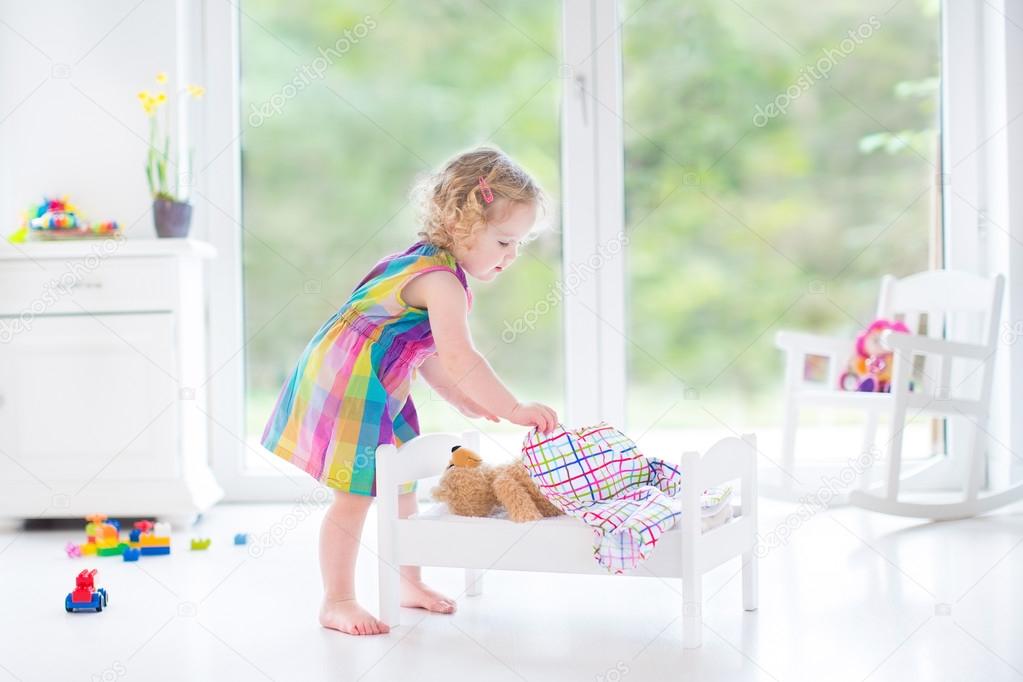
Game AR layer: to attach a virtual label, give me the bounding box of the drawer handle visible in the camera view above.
[68,279,104,290]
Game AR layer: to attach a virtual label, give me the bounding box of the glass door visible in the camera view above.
[621,0,943,469]
[240,0,564,483]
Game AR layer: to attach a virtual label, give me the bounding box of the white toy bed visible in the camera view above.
[376,430,759,648]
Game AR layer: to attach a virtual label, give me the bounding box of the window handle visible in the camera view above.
[574,73,589,126]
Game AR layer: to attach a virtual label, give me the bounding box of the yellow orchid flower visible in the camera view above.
[137,90,151,101]
[186,84,205,99]
[156,72,167,84]
[155,92,167,104]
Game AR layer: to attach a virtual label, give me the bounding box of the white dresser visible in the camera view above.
[0,238,223,521]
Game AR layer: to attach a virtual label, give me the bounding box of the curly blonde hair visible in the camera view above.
[414,147,544,251]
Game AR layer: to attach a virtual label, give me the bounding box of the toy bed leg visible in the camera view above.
[742,551,759,611]
[465,569,484,597]
[682,573,703,649]
[681,450,703,649]
[741,433,759,612]
[459,432,485,599]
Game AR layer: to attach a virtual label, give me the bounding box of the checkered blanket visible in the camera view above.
[521,423,684,574]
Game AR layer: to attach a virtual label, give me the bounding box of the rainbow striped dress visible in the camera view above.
[261,241,472,496]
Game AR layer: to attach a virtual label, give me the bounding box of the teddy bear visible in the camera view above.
[431,446,564,522]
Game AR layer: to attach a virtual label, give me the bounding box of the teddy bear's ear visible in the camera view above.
[450,446,483,468]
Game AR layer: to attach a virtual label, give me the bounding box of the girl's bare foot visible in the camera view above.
[400,579,457,614]
[319,598,390,635]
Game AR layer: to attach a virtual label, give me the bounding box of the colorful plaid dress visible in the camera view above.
[261,241,472,496]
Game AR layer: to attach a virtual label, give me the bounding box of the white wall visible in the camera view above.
[0,0,183,238]
[980,0,1023,487]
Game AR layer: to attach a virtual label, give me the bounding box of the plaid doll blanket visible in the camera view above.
[521,422,686,574]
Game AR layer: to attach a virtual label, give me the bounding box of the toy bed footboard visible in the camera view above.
[376,430,758,649]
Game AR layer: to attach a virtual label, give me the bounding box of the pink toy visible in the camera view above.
[839,319,910,392]
[65,542,82,558]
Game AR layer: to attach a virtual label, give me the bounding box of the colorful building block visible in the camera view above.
[190,538,211,551]
[233,533,248,546]
[65,542,82,558]
[139,534,170,547]
[122,548,140,562]
[140,545,170,556]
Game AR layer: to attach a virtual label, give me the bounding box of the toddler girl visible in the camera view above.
[261,147,558,635]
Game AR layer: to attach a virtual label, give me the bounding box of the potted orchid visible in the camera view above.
[137,72,205,238]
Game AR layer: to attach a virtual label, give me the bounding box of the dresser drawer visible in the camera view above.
[0,256,178,316]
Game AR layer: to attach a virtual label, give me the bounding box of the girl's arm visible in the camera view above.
[417,354,498,422]
[407,270,557,432]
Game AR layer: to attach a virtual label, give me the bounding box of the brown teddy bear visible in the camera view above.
[431,446,564,522]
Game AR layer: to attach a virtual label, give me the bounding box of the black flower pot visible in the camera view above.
[153,198,193,238]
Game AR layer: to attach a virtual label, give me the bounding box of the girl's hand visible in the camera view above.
[509,402,558,435]
[456,395,499,422]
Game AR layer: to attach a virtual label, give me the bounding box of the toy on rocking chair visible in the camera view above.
[431,446,564,523]
[839,318,910,393]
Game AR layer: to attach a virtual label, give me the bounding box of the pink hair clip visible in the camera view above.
[478,176,494,204]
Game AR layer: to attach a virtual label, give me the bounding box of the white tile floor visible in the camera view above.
[2,497,1022,682]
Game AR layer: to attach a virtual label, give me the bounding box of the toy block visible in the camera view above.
[97,543,127,557]
[153,522,171,537]
[81,544,97,556]
[139,535,170,547]
[65,542,82,558]
[134,520,155,534]
[233,533,248,545]
[140,545,170,556]
[190,538,211,551]
[122,548,140,562]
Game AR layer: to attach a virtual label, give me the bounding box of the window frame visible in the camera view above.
[199,0,1008,500]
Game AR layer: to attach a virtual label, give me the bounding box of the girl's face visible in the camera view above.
[452,199,537,281]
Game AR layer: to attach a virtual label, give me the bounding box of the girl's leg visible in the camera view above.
[389,401,455,612]
[397,491,457,613]
[319,490,390,635]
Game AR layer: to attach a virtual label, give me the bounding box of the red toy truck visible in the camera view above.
[65,569,108,613]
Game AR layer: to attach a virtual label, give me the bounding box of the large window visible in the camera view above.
[622,0,943,460]
[233,0,945,491]
[240,1,563,470]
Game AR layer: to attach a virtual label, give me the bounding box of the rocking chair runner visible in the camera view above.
[773,270,1023,520]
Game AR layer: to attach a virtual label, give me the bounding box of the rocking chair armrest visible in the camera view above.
[880,331,989,360]
[775,330,853,358]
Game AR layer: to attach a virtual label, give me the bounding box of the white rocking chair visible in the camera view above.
[773,270,1023,520]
